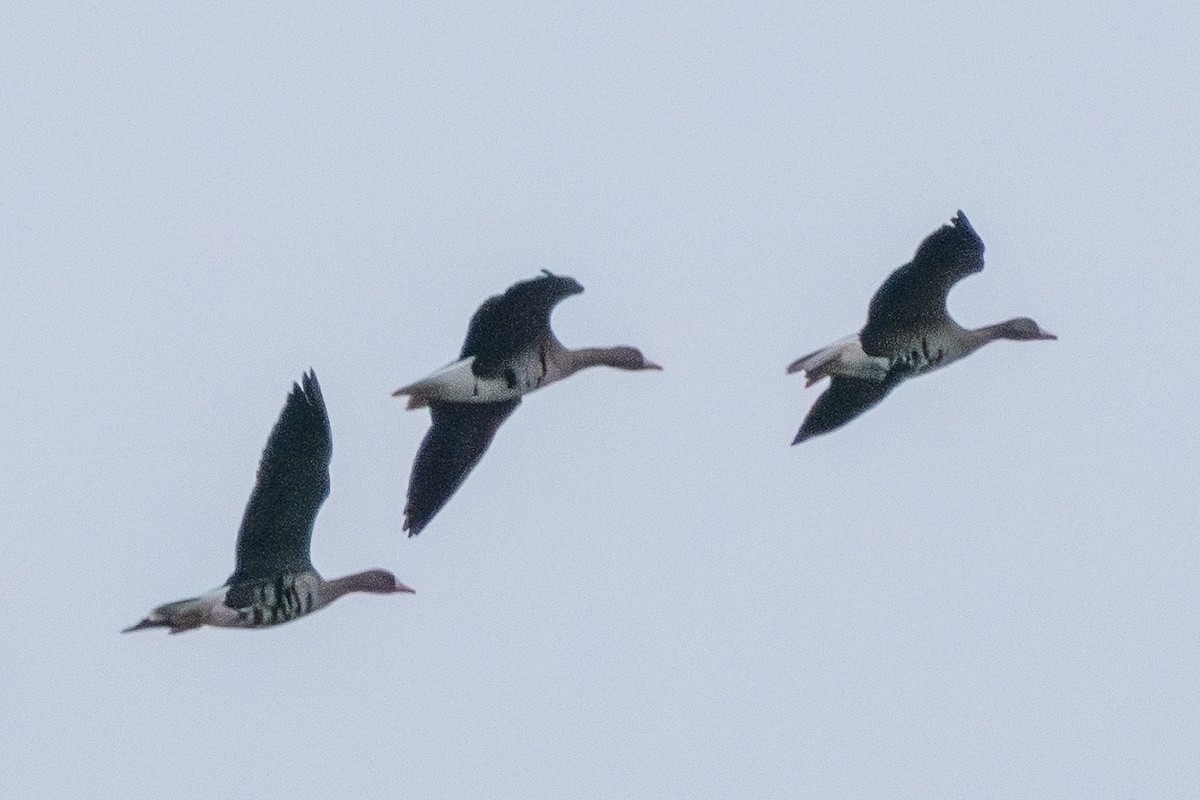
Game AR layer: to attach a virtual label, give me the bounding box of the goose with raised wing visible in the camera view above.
[788,211,1056,444]
[125,371,413,634]
[394,271,661,536]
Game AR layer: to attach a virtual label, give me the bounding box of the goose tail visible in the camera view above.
[787,335,857,386]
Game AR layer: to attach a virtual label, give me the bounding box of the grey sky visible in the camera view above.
[3,2,1197,797]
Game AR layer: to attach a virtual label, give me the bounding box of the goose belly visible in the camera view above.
[229,573,323,628]
[888,333,963,376]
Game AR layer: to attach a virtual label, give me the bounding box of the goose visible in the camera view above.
[124,371,413,634]
[788,211,1055,444]
[394,271,661,536]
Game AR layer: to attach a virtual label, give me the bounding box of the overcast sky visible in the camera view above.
[3,3,1198,798]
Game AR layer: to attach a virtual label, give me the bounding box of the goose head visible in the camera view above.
[597,345,663,371]
[995,317,1057,341]
[348,569,416,595]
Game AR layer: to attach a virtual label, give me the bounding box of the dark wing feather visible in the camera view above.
[460,274,583,378]
[403,398,521,536]
[227,371,330,586]
[860,211,985,355]
[793,376,895,444]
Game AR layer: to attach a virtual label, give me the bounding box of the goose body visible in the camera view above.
[394,340,579,410]
[788,212,1056,444]
[125,372,413,634]
[395,271,661,536]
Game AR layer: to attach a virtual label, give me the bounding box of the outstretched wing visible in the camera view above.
[792,376,895,444]
[460,273,583,378]
[860,211,985,355]
[403,398,522,535]
[228,371,330,585]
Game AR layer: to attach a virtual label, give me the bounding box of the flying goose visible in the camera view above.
[125,371,413,634]
[394,271,661,535]
[788,211,1056,443]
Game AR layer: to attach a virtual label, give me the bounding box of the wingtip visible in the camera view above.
[953,210,977,237]
[298,370,323,405]
[535,269,584,294]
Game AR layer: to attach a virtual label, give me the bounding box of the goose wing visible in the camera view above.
[860,211,984,355]
[793,376,895,444]
[227,371,330,585]
[403,398,522,535]
[460,272,583,379]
